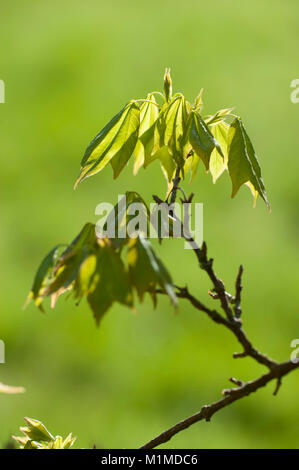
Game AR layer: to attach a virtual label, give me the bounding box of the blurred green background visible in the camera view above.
[1,0,298,449]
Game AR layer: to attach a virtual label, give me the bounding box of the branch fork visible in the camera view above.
[140,173,298,449]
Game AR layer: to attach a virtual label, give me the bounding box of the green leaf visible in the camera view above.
[25,245,62,311]
[184,152,200,183]
[227,118,270,208]
[158,146,177,186]
[75,106,127,187]
[133,94,159,174]
[209,120,229,183]
[152,96,189,168]
[75,102,140,186]
[127,234,177,306]
[163,96,188,167]
[74,252,97,300]
[102,191,150,247]
[25,223,97,309]
[87,242,133,325]
[45,223,97,298]
[23,440,41,449]
[189,110,223,171]
[62,433,77,449]
[13,418,76,449]
[110,103,141,178]
[152,102,168,156]
[21,418,54,442]
[61,223,97,256]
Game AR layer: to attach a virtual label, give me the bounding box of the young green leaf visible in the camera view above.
[127,234,177,306]
[75,106,128,187]
[61,222,97,256]
[133,94,159,174]
[45,247,92,301]
[75,102,140,186]
[13,418,76,449]
[152,96,189,168]
[61,433,77,449]
[21,417,54,442]
[152,102,168,156]
[163,96,188,167]
[184,152,200,183]
[227,118,269,208]
[209,120,229,183]
[74,252,97,300]
[110,103,141,178]
[25,245,62,311]
[189,110,224,171]
[158,146,177,186]
[87,243,133,325]
[45,223,97,298]
[102,191,150,247]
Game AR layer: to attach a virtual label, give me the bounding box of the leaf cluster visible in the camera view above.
[26,200,177,324]
[13,417,76,449]
[75,69,269,208]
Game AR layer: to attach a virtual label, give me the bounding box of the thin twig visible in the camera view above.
[234,265,243,318]
[156,285,277,369]
[170,166,181,206]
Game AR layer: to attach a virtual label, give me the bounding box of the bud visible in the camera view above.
[21,417,54,442]
[62,433,77,449]
[51,436,64,448]
[12,435,30,448]
[164,68,172,103]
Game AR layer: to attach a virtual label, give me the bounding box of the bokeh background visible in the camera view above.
[1,0,298,449]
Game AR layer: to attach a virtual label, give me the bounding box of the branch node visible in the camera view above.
[229,377,244,387]
[201,405,211,422]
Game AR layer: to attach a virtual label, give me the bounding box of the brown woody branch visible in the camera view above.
[140,360,299,449]
[142,185,299,449]
[156,284,276,369]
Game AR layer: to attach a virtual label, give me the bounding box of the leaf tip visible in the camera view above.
[73,178,80,190]
[23,292,33,310]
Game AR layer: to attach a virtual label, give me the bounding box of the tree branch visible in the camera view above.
[234,265,243,318]
[156,284,277,369]
[144,186,299,449]
[140,360,299,449]
[169,166,181,206]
